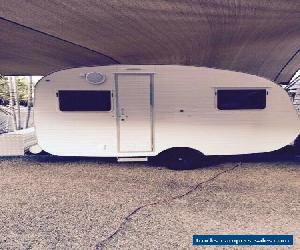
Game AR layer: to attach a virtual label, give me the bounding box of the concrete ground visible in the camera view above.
[0,152,299,250]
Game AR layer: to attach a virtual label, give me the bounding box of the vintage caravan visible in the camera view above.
[34,65,300,168]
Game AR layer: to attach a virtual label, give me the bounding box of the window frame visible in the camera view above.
[214,87,268,111]
[57,90,113,112]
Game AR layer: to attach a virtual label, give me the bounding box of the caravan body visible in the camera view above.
[34,65,300,157]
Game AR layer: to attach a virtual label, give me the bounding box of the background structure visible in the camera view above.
[0,1,300,82]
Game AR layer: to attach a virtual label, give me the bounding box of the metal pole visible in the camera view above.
[12,76,21,130]
[25,76,33,128]
[8,76,17,131]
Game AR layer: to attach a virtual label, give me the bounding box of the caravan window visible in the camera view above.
[217,89,266,110]
[58,90,111,111]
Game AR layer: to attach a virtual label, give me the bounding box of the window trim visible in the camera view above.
[57,90,113,112]
[214,87,268,111]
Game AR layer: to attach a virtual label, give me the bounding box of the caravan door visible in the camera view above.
[116,74,153,152]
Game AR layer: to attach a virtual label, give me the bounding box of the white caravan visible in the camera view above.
[34,65,300,168]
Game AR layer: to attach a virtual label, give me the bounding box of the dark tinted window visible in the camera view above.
[58,90,111,111]
[217,89,266,110]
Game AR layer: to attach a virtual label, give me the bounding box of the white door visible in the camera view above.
[116,74,153,152]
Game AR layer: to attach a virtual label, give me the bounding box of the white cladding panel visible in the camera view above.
[34,67,117,156]
[152,66,300,155]
[34,65,300,157]
[117,74,152,152]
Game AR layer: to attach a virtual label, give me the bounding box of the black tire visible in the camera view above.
[158,148,204,170]
[293,135,300,153]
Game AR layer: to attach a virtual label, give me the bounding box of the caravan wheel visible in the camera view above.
[158,148,204,170]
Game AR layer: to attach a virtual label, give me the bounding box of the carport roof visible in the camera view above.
[0,0,299,82]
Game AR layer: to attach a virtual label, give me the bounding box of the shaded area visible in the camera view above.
[0,152,299,249]
[95,163,240,249]
[0,0,299,81]
[0,18,116,76]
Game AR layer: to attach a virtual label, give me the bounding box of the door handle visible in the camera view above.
[120,114,126,122]
[119,108,127,121]
[121,108,125,115]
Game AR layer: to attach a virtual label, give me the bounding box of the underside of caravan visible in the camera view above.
[34,65,300,163]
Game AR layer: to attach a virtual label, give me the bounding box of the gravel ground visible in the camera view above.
[0,153,299,250]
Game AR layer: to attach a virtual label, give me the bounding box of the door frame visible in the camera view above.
[114,72,155,153]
